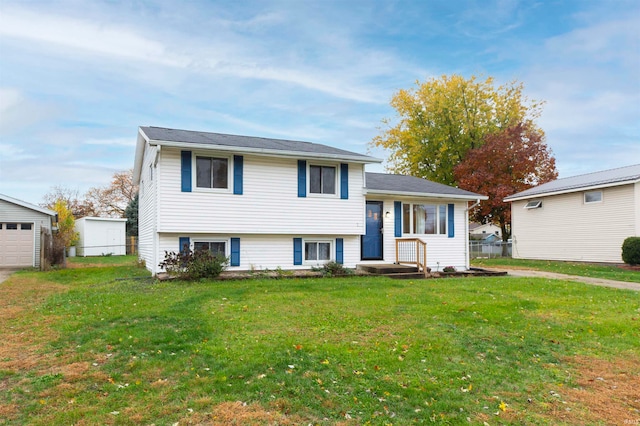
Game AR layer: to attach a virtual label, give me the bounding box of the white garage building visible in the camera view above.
[75,217,127,256]
[0,193,56,269]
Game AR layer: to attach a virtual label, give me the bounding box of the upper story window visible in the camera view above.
[402,203,447,235]
[309,165,336,194]
[584,191,602,204]
[196,156,228,189]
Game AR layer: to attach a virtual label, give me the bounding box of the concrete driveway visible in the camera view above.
[0,268,18,284]
[498,269,640,292]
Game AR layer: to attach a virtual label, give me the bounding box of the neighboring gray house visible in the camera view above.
[504,164,640,263]
[0,193,56,268]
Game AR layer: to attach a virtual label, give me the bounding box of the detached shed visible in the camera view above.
[75,217,127,256]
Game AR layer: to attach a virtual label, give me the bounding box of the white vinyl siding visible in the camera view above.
[0,199,53,268]
[157,234,360,272]
[137,141,159,271]
[362,197,471,271]
[511,183,638,263]
[157,149,365,236]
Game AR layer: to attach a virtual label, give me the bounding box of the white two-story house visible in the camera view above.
[133,126,486,275]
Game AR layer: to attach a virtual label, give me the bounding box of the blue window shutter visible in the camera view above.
[179,237,190,254]
[181,150,192,192]
[297,160,306,197]
[448,204,455,238]
[394,201,402,237]
[230,238,240,266]
[336,238,344,264]
[293,238,302,265]
[340,163,349,199]
[232,155,243,195]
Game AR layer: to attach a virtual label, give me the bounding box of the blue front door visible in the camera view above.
[362,201,383,260]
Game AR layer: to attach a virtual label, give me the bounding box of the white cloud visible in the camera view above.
[0,7,188,67]
[0,143,37,161]
[0,5,395,104]
[84,137,136,147]
[0,87,58,135]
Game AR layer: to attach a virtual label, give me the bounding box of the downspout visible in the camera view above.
[464,199,482,269]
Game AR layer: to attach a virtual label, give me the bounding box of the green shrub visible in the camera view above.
[159,249,228,280]
[312,261,353,277]
[621,237,640,265]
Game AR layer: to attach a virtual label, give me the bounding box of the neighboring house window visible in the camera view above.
[305,240,332,262]
[402,204,447,235]
[584,191,602,204]
[196,156,228,189]
[193,241,226,257]
[524,200,542,209]
[309,165,336,194]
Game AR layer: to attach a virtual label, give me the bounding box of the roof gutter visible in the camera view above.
[466,198,482,211]
[504,179,640,202]
[146,139,383,164]
[364,189,488,201]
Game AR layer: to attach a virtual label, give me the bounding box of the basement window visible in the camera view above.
[524,200,542,209]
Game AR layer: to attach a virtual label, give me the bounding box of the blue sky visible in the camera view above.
[1,0,638,205]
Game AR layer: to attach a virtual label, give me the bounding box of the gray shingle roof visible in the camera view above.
[504,164,640,201]
[140,126,379,162]
[365,173,485,199]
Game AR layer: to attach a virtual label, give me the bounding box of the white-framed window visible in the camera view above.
[193,240,227,257]
[584,191,602,204]
[524,200,542,209]
[309,164,337,195]
[195,155,230,190]
[304,240,332,263]
[402,203,447,235]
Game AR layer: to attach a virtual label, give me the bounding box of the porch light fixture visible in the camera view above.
[385,211,391,218]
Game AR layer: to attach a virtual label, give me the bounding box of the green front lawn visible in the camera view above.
[472,257,640,283]
[1,263,638,425]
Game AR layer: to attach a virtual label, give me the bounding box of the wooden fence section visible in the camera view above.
[126,236,138,255]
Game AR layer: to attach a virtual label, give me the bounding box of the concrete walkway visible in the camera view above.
[0,268,17,284]
[495,268,640,292]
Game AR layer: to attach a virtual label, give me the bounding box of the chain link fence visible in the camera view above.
[469,240,512,259]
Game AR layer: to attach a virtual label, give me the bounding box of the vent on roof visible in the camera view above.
[524,200,542,209]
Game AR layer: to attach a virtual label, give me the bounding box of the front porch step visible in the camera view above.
[357,263,421,275]
[384,272,428,280]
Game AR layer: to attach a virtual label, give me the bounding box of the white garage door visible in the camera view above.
[0,223,34,267]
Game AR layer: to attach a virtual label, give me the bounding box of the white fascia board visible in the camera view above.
[132,128,149,183]
[79,217,128,222]
[364,189,488,201]
[157,228,363,235]
[147,139,383,164]
[504,179,639,202]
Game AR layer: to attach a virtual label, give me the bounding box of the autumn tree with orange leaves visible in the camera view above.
[454,122,558,247]
[85,169,138,218]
